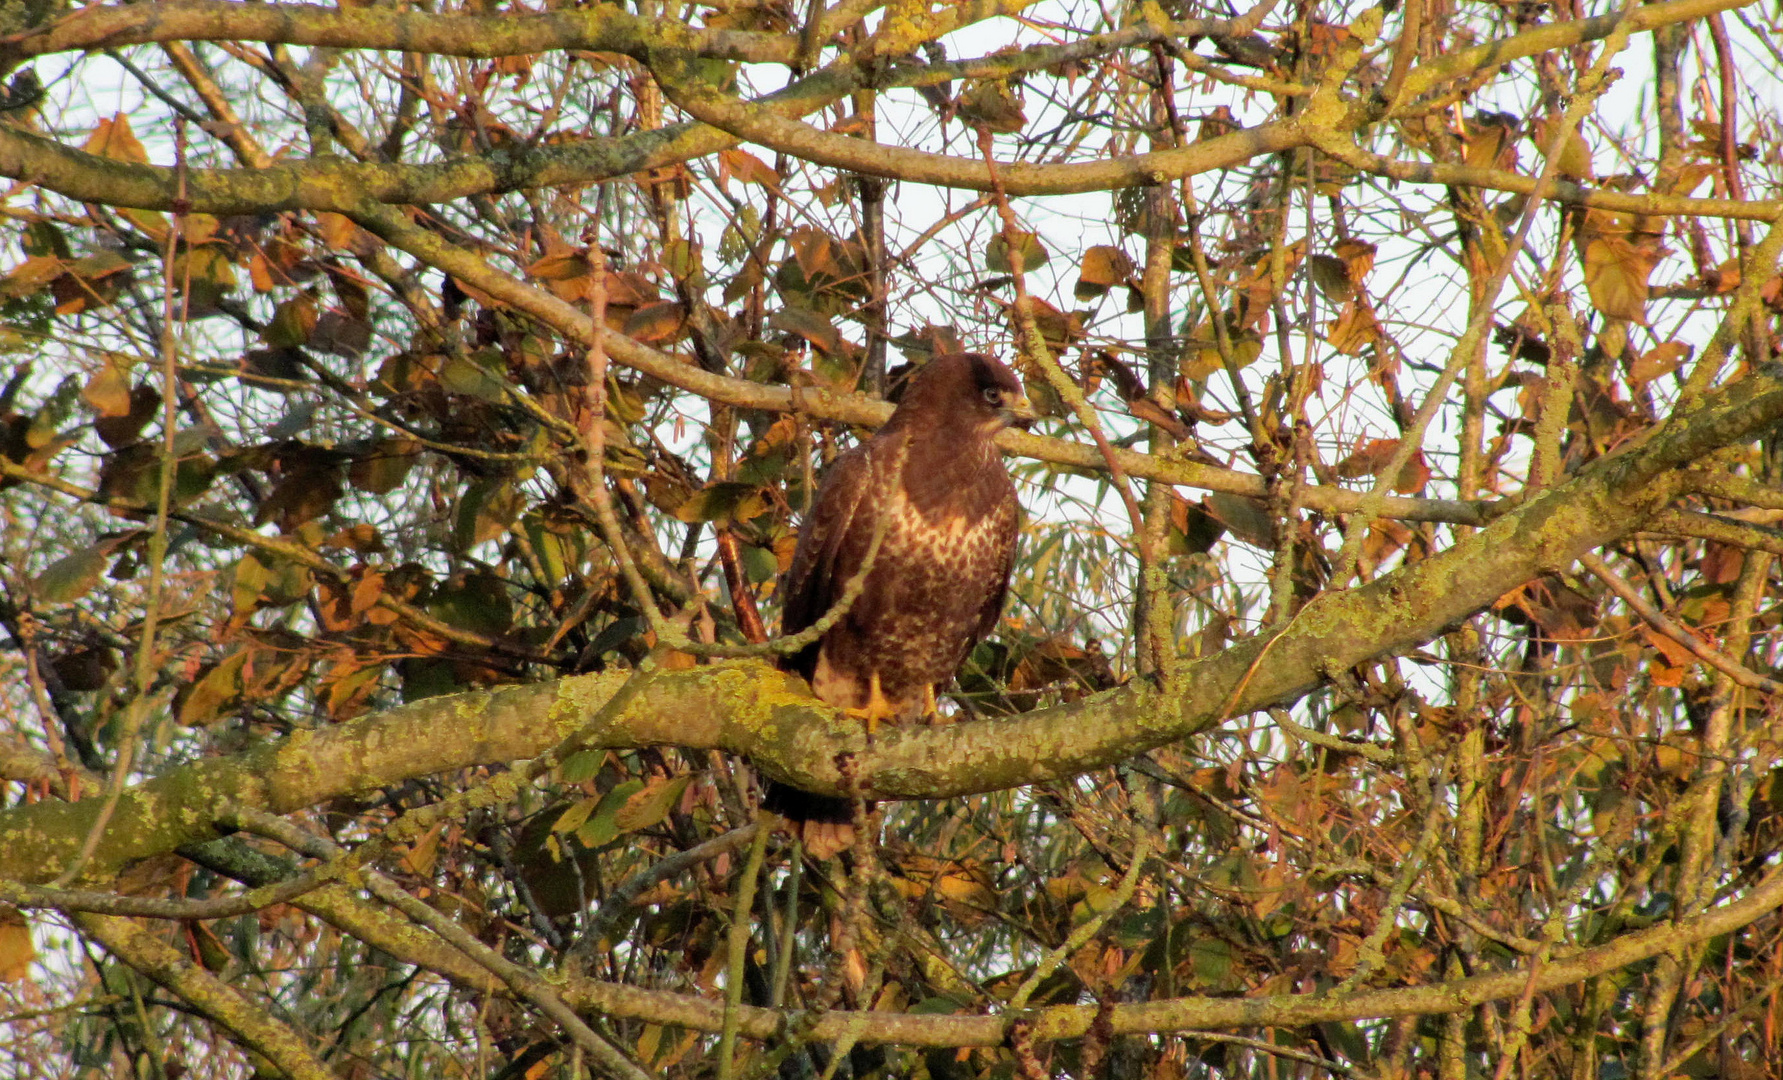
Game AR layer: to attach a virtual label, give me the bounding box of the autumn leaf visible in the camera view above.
[81,355,135,418]
[1074,245,1133,299]
[83,113,148,164]
[1579,235,1660,324]
[986,230,1051,275]
[1629,341,1690,385]
[1325,301,1382,355]
[956,77,1025,132]
[0,908,34,983]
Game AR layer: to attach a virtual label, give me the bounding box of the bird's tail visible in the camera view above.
[761,780,866,860]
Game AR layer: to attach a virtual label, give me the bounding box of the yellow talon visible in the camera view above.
[845,672,900,740]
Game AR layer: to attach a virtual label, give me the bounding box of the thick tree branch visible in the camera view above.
[3,366,1780,886]
[551,860,1783,1046]
[75,912,339,1080]
[0,0,1762,213]
[76,807,1783,1051]
[342,200,1494,525]
[3,0,790,65]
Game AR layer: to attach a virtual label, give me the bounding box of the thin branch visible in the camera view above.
[1578,550,1783,695]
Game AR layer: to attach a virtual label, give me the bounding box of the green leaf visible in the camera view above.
[985,230,1050,275]
[552,795,600,836]
[439,353,509,402]
[612,775,692,833]
[560,750,603,785]
[32,540,119,604]
[672,481,767,526]
[576,779,645,848]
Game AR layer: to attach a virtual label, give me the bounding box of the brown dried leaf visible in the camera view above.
[718,148,781,191]
[1629,341,1690,385]
[1337,438,1400,479]
[1325,301,1382,355]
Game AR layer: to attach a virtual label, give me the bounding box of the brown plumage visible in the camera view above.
[764,353,1034,857]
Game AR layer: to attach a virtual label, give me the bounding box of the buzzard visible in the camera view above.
[765,352,1034,857]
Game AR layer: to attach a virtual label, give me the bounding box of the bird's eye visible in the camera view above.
[982,387,1002,404]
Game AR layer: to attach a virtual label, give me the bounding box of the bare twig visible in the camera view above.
[718,820,770,1080]
[1579,550,1783,695]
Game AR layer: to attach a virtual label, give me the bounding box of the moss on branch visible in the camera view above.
[3,366,1781,886]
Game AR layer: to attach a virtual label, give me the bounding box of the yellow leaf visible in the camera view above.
[401,821,446,877]
[83,113,148,164]
[1074,245,1133,300]
[1580,236,1656,324]
[82,356,134,417]
[1535,116,1593,180]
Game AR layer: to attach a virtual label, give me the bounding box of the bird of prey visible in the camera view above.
[764,352,1035,858]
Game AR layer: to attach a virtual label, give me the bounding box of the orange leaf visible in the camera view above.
[1337,438,1400,479]
[1629,341,1689,385]
[83,113,149,164]
[1325,301,1381,355]
[1074,245,1133,299]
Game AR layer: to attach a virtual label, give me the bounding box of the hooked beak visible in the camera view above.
[1002,394,1038,429]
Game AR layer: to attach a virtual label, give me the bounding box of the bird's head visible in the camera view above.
[896,352,1036,435]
